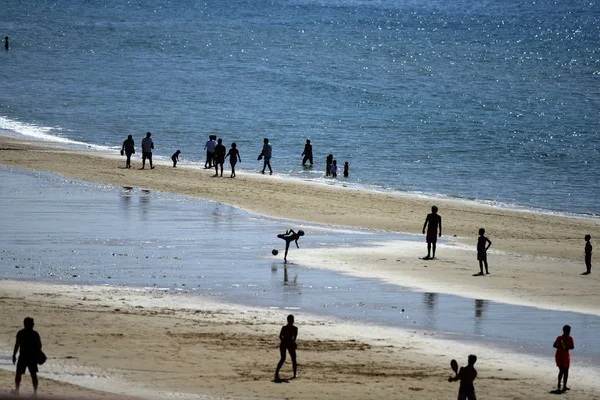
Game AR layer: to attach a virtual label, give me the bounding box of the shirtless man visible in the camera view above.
[422,205,442,259]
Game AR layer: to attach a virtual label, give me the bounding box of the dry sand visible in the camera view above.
[1,134,600,398]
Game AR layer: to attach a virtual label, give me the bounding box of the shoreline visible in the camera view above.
[1,280,599,399]
[1,134,598,265]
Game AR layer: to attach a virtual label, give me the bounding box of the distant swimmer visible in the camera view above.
[258,138,272,175]
[225,142,241,178]
[302,139,313,166]
[584,234,592,275]
[274,314,298,381]
[213,138,226,177]
[448,355,478,400]
[553,325,574,393]
[141,131,154,169]
[476,228,492,275]
[4,36,8,51]
[171,150,181,167]
[277,229,304,262]
[343,161,350,178]
[422,205,442,259]
[326,154,333,176]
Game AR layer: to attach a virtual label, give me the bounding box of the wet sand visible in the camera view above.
[1,280,599,400]
[1,134,600,398]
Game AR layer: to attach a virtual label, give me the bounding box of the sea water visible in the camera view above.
[1,0,599,215]
[1,167,599,368]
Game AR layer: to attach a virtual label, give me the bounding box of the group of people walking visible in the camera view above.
[121,134,350,179]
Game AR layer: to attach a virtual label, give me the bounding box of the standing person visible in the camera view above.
[343,161,350,178]
[259,138,272,175]
[225,142,241,178]
[120,134,135,169]
[274,314,298,381]
[448,355,478,400]
[331,160,338,178]
[213,138,226,177]
[325,154,333,176]
[277,229,305,263]
[476,228,492,275]
[141,131,154,170]
[171,150,181,168]
[422,205,442,259]
[4,36,8,51]
[302,139,313,166]
[553,325,574,393]
[12,317,43,397]
[584,234,592,275]
[204,135,216,169]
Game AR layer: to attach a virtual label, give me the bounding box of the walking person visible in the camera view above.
[213,138,226,177]
[204,135,216,169]
[422,205,442,259]
[141,131,154,169]
[553,325,574,393]
[274,314,298,381]
[120,134,135,169]
[225,142,241,178]
[12,317,43,397]
[302,139,313,166]
[259,138,272,175]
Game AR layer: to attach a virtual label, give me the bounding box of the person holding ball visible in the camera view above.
[277,229,304,262]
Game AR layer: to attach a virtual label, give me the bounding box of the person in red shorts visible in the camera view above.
[553,324,574,393]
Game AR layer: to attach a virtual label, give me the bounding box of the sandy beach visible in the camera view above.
[1,134,600,398]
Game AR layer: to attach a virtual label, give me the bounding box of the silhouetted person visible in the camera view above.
[4,36,8,51]
[554,325,574,393]
[331,159,338,178]
[302,139,313,166]
[12,317,42,397]
[274,314,298,380]
[259,138,272,175]
[422,205,442,259]
[343,161,350,178]
[584,234,592,274]
[326,154,333,176]
[277,229,304,262]
[171,150,181,167]
[204,135,216,169]
[225,142,241,178]
[476,228,492,275]
[213,138,226,177]
[121,134,135,169]
[449,354,477,400]
[141,132,154,169]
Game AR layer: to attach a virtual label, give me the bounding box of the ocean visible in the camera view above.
[1,0,599,215]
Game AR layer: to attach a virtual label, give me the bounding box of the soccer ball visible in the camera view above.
[272,249,279,256]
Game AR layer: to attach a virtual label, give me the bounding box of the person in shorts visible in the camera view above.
[476,228,492,275]
[121,134,135,169]
[422,205,442,259]
[12,317,43,397]
[213,138,226,177]
[274,314,298,380]
[448,354,478,400]
[141,131,154,169]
